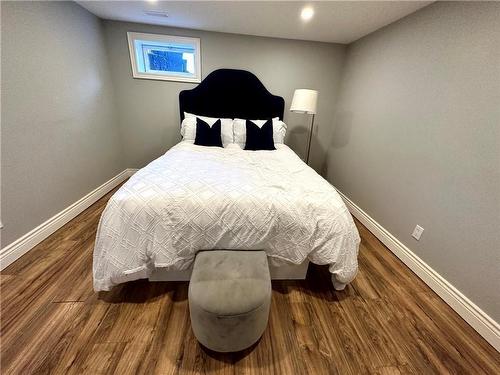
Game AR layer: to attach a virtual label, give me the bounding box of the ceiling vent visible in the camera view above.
[144,10,169,18]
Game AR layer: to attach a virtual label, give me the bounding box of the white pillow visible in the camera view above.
[233,118,287,148]
[181,112,234,147]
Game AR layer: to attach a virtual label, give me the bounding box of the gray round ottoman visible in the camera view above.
[188,250,271,352]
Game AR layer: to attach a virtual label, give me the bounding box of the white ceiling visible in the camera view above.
[78,1,432,44]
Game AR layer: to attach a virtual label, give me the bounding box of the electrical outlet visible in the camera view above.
[412,225,424,240]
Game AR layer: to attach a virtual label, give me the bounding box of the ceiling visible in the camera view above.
[78,1,432,44]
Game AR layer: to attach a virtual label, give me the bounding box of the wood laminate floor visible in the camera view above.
[1,186,499,374]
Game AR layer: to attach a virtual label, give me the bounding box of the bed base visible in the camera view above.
[149,260,309,281]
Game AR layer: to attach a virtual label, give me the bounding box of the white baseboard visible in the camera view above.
[0,169,137,271]
[335,189,499,352]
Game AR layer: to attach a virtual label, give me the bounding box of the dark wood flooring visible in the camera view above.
[1,186,499,374]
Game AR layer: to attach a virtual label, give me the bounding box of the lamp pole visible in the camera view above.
[305,114,315,164]
[290,88,318,165]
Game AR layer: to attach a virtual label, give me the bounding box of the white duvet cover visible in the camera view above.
[93,142,360,291]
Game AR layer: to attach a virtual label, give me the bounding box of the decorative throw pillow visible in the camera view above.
[195,118,223,147]
[183,112,234,146]
[245,119,276,150]
[233,118,286,148]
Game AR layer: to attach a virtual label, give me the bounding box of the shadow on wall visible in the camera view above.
[323,111,354,178]
[330,111,354,149]
[287,123,328,177]
[286,124,309,160]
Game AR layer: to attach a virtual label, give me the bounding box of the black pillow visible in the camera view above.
[245,119,276,151]
[194,118,223,147]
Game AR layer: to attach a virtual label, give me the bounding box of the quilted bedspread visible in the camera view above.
[93,142,360,291]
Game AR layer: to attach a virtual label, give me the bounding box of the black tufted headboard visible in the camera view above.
[179,69,285,122]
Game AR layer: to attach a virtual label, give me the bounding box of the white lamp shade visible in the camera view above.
[290,89,318,114]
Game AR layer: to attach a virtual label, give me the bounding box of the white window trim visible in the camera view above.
[127,32,201,83]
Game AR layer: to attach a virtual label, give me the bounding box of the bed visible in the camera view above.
[93,69,360,292]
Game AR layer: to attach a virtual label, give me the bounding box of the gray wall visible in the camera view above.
[1,1,124,246]
[102,20,346,170]
[327,2,500,319]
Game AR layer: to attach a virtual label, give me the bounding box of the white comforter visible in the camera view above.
[93,142,360,291]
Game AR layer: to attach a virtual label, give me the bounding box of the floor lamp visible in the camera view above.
[290,89,318,164]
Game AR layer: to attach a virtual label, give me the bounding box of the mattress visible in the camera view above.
[93,142,360,291]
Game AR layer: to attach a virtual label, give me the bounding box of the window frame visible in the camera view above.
[127,32,201,83]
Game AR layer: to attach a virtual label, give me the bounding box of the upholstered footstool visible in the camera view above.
[188,250,271,352]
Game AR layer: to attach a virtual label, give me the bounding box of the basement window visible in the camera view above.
[127,32,201,83]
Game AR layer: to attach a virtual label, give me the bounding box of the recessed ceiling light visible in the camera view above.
[301,7,314,22]
[146,0,158,3]
[144,10,168,18]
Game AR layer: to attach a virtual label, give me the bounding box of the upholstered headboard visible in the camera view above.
[179,69,285,122]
